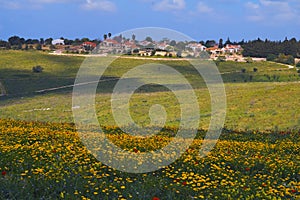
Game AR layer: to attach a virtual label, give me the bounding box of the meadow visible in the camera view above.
[0,50,299,199]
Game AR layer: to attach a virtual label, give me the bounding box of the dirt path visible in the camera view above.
[35,78,119,93]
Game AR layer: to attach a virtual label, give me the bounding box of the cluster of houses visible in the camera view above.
[51,37,244,60]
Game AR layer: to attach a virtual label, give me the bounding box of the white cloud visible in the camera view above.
[0,0,117,11]
[245,2,259,9]
[82,0,116,11]
[0,1,22,9]
[245,0,299,22]
[153,0,185,11]
[197,2,213,14]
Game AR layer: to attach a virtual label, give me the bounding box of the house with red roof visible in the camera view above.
[82,41,97,48]
[102,39,121,47]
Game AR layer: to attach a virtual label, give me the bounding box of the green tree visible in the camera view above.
[36,44,42,50]
[218,38,223,48]
[145,36,153,42]
[169,40,176,46]
[132,34,136,41]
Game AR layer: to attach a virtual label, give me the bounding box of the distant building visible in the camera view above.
[102,39,121,47]
[186,43,207,51]
[82,41,97,49]
[222,44,242,54]
[52,39,65,45]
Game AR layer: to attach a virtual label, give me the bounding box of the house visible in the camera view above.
[122,41,138,51]
[82,41,97,49]
[52,39,65,45]
[186,43,207,52]
[206,45,222,55]
[222,44,242,54]
[156,42,169,50]
[154,49,168,56]
[102,39,121,47]
[139,40,152,47]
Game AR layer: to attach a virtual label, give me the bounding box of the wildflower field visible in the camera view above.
[0,119,299,199]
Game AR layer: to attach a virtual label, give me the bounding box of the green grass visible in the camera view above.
[1,50,300,131]
[1,50,299,96]
[1,82,300,131]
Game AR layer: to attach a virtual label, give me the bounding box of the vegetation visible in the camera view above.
[0,119,299,199]
[0,51,300,199]
[242,38,300,58]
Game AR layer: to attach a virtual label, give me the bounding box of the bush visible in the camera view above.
[296,62,300,68]
[245,57,253,63]
[32,65,43,73]
[241,68,246,73]
[267,54,277,61]
[253,68,258,72]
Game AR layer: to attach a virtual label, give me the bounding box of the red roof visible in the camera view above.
[82,42,97,48]
[104,39,119,44]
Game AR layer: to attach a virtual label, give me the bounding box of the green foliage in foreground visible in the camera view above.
[0,119,299,199]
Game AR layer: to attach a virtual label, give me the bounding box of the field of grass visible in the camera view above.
[0,50,299,199]
[1,82,300,131]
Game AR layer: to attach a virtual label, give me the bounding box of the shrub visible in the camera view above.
[32,65,43,73]
[253,68,258,72]
[241,68,246,73]
[296,62,300,68]
[245,57,253,63]
[267,54,277,61]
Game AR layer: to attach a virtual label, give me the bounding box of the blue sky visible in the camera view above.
[0,0,299,41]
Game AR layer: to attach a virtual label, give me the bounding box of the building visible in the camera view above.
[101,39,121,48]
[82,41,97,49]
[52,39,65,45]
[186,43,207,52]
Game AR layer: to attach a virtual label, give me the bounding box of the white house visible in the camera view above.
[186,43,207,52]
[52,39,65,45]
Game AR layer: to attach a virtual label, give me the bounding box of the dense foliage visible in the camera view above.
[242,38,300,58]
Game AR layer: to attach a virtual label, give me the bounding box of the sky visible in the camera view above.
[0,0,299,42]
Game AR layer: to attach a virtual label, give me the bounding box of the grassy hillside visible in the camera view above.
[1,82,300,131]
[0,50,299,96]
[1,50,300,131]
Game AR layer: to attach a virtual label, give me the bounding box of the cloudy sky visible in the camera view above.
[0,0,299,41]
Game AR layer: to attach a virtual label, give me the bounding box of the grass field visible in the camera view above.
[0,50,299,199]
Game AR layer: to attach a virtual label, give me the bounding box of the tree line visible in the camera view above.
[241,38,300,58]
[0,36,101,50]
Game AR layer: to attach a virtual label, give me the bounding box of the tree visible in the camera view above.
[218,38,223,48]
[103,34,107,40]
[132,34,136,41]
[224,37,232,46]
[40,38,44,45]
[205,40,216,48]
[169,40,176,46]
[145,36,153,42]
[36,44,42,50]
[45,38,53,45]
[175,41,186,51]
[8,36,21,46]
[108,33,112,38]
[81,38,90,42]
